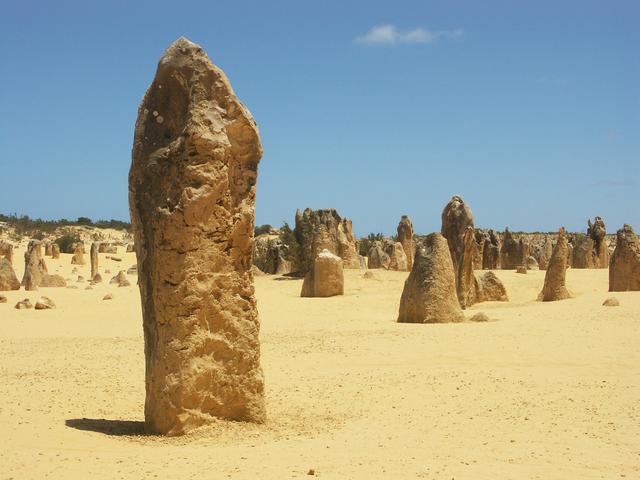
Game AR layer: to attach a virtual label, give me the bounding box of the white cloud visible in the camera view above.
[355,25,463,46]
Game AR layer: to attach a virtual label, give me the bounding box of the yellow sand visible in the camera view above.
[1,245,638,479]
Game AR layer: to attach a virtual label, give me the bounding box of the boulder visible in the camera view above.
[397,233,464,324]
[609,224,640,291]
[476,271,508,302]
[386,241,408,271]
[35,296,56,310]
[0,258,20,291]
[129,37,265,435]
[109,271,130,287]
[367,241,390,269]
[15,298,33,309]
[70,243,86,265]
[539,227,571,301]
[300,249,344,297]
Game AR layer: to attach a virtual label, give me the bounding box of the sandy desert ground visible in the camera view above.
[1,244,638,479]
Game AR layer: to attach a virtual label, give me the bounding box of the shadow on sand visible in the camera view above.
[65,418,149,436]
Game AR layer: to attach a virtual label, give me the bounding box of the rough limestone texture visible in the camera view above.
[51,244,60,259]
[500,229,529,270]
[588,216,609,268]
[396,215,415,270]
[90,242,99,280]
[441,195,474,276]
[571,234,594,269]
[70,243,86,265]
[300,249,344,297]
[476,271,509,302]
[609,224,640,292]
[386,242,408,272]
[539,228,572,301]
[0,242,14,264]
[482,230,501,270]
[129,37,265,435]
[294,208,361,272]
[22,241,48,291]
[397,233,465,324]
[367,241,390,269]
[516,265,527,274]
[0,258,21,291]
[35,296,56,310]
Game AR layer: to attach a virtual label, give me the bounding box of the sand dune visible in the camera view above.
[1,245,638,479]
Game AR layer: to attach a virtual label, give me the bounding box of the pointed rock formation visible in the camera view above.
[398,233,465,324]
[609,224,640,291]
[70,243,86,265]
[396,215,415,270]
[129,37,265,435]
[22,240,48,291]
[539,228,571,301]
[0,258,20,291]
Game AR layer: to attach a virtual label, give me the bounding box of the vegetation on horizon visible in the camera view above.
[0,213,132,236]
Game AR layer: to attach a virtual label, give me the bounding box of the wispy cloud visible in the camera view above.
[355,24,463,46]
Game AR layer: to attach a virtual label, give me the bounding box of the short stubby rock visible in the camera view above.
[602,297,620,307]
[35,296,56,310]
[300,249,344,297]
[15,298,33,309]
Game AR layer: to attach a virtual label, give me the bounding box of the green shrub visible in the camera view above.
[254,224,273,236]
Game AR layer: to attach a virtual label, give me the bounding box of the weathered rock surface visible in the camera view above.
[0,241,14,264]
[295,208,361,272]
[51,244,60,259]
[253,234,291,274]
[588,216,609,268]
[90,242,99,280]
[70,243,86,265]
[476,271,509,302]
[397,233,465,324]
[22,240,48,291]
[571,234,594,269]
[539,227,571,301]
[35,296,55,310]
[300,249,344,297]
[15,298,33,309]
[482,230,501,270]
[441,195,474,278]
[367,241,390,269]
[500,229,529,270]
[609,224,640,291]
[0,258,21,291]
[386,241,408,272]
[129,37,265,435]
[396,215,415,270]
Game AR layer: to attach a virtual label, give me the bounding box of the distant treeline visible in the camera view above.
[0,213,131,236]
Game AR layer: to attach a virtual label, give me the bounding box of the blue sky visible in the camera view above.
[1,0,638,236]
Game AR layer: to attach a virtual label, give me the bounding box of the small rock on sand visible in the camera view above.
[602,297,620,307]
[15,298,33,309]
[35,296,55,310]
[469,312,490,322]
[103,294,113,300]
[0,295,7,303]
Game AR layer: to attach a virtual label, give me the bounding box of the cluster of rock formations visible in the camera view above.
[129,37,265,435]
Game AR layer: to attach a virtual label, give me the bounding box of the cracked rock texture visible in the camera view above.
[129,37,265,435]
